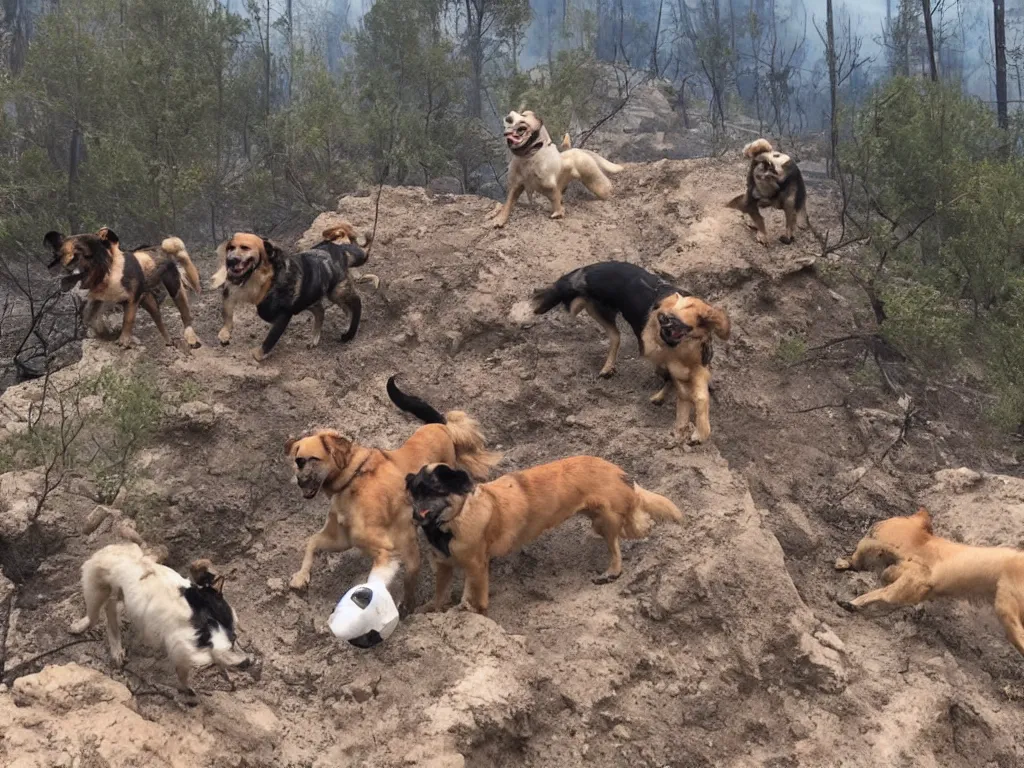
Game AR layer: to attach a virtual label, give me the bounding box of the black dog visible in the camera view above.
[532,261,711,378]
[212,225,372,361]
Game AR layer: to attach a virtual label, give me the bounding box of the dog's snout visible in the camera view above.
[237,655,253,670]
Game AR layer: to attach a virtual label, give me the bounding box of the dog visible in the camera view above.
[69,543,251,696]
[835,507,1024,657]
[211,223,376,361]
[487,110,623,228]
[44,228,202,349]
[405,456,683,615]
[285,376,501,614]
[726,138,808,245]
[532,261,730,443]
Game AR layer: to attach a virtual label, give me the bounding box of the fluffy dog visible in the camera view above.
[488,110,623,228]
[405,457,683,615]
[44,228,202,349]
[726,138,808,245]
[835,507,1024,657]
[532,261,730,443]
[69,543,251,695]
[285,376,501,614]
[211,224,375,361]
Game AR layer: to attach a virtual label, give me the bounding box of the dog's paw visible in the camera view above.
[357,273,381,290]
[217,328,231,345]
[649,391,667,406]
[550,211,565,220]
[491,218,508,229]
[834,557,852,571]
[837,599,858,613]
[289,572,310,591]
[779,234,794,245]
[685,428,707,446]
[69,617,91,635]
[251,347,265,363]
[184,329,202,349]
[598,366,616,379]
[110,646,126,667]
[592,572,620,585]
[755,232,769,246]
[306,337,321,350]
[117,337,133,349]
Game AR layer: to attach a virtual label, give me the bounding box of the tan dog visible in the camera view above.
[641,293,730,444]
[285,377,500,613]
[835,507,1024,657]
[488,110,623,228]
[726,138,809,246]
[405,456,683,615]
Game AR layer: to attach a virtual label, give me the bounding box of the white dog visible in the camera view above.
[69,543,251,695]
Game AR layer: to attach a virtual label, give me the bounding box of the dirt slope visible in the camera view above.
[2,158,1024,767]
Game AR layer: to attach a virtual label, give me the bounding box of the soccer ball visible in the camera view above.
[329,581,400,648]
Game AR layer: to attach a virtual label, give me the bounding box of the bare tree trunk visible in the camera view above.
[921,0,937,81]
[994,0,1008,128]
[650,0,664,75]
[67,126,83,233]
[825,0,838,178]
[286,0,294,104]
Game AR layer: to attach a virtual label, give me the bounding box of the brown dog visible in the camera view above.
[726,138,808,246]
[641,293,730,444]
[835,507,1024,657]
[405,456,683,615]
[285,377,500,613]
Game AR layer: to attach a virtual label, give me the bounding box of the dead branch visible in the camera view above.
[1,638,99,684]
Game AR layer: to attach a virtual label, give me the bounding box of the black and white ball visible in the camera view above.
[329,581,400,648]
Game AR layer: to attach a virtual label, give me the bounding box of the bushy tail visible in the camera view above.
[590,152,624,175]
[444,411,502,481]
[387,375,446,424]
[531,274,578,315]
[622,484,683,539]
[743,138,773,158]
[161,237,201,293]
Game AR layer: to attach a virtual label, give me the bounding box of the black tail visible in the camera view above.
[314,240,369,269]
[387,376,446,424]
[531,276,577,315]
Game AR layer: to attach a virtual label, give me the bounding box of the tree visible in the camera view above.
[921,0,936,81]
[462,0,531,119]
[994,0,1008,128]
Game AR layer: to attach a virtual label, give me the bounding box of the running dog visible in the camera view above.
[69,543,251,696]
[211,224,375,361]
[405,456,683,615]
[726,138,808,245]
[44,228,202,349]
[532,261,730,443]
[488,110,623,228]
[835,507,1024,658]
[285,376,501,614]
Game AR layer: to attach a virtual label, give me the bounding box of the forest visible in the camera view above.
[0,0,1021,430]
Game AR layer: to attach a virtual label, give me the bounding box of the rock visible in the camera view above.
[176,400,217,432]
[0,470,42,539]
[83,505,117,535]
[772,502,820,556]
[427,176,464,196]
[612,724,632,741]
[933,467,983,493]
[814,626,846,653]
[11,663,132,713]
[794,632,847,694]
[346,675,380,703]
[508,300,536,327]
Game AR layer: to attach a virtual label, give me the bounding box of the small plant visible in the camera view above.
[776,334,808,365]
[176,377,203,404]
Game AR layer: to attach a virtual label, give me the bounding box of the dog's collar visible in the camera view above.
[329,451,372,495]
[510,130,549,157]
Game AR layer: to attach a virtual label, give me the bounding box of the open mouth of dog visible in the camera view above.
[505,124,532,149]
[658,314,691,347]
[226,259,257,284]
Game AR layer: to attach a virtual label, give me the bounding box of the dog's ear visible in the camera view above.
[284,437,297,455]
[405,472,417,492]
[698,302,731,341]
[725,194,747,211]
[189,559,221,590]
[434,464,475,495]
[97,227,119,245]
[262,238,286,267]
[560,132,572,150]
[913,507,933,533]
[43,231,65,252]
[320,431,352,468]
[211,238,230,289]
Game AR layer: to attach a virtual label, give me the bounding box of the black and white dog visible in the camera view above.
[69,543,251,696]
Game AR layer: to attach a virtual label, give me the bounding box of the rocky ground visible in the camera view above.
[1,155,1023,768]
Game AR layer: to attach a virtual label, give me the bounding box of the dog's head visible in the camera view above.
[321,222,372,250]
[871,507,935,548]
[213,233,282,288]
[43,229,118,288]
[182,559,251,670]
[652,293,730,348]
[285,430,354,499]
[405,463,474,528]
[503,110,543,152]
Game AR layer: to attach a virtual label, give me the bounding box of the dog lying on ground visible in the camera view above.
[835,507,1024,657]
[44,228,202,349]
[532,261,730,443]
[488,110,623,228]
[69,543,251,697]
[285,376,501,614]
[405,456,683,615]
[211,224,377,361]
[726,138,808,245]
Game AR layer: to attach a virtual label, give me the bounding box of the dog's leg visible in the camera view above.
[426,559,455,612]
[797,206,810,230]
[290,514,350,591]
[340,294,361,343]
[994,583,1024,657]
[749,209,769,246]
[175,660,199,701]
[838,561,931,614]
[459,558,490,616]
[117,299,139,348]
[591,511,623,584]
[169,286,201,348]
[781,203,797,244]
[689,370,713,444]
[218,291,238,345]
[550,185,565,220]
[308,302,325,349]
[253,314,292,362]
[398,536,421,617]
[81,299,106,338]
[491,182,525,229]
[139,293,174,346]
[834,538,902,572]
[69,577,109,635]
[103,599,125,667]
[650,380,673,405]
[570,298,621,378]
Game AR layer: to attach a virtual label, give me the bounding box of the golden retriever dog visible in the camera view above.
[405,456,683,615]
[726,138,809,246]
[835,507,1024,657]
[488,110,623,228]
[285,376,501,614]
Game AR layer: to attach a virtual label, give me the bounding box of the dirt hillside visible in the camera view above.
[2,157,1024,767]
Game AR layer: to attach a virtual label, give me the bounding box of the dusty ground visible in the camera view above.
[2,156,1024,767]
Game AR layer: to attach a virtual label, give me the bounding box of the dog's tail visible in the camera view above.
[387,375,447,424]
[444,410,502,481]
[560,132,572,150]
[743,138,773,158]
[622,484,684,539]
[161,237,202,294]
[589,151,624,175]
[531,271,579,315]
